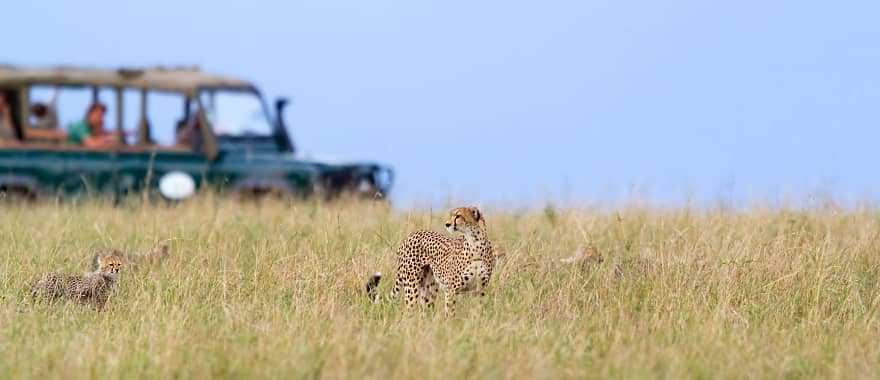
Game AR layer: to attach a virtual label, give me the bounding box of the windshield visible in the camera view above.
[200,90,272,137]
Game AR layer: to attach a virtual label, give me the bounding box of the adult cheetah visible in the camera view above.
[30,251,125,310]
[366,206,495,316]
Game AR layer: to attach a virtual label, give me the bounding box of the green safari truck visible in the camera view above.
[0,65,392,201]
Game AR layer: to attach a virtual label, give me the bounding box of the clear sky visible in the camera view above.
[3,0,879,208]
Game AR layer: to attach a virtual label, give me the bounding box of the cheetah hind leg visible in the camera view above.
[403,283,420,308]
[29,274,64,304]
[419,267,438,308]
[366,268,422,308]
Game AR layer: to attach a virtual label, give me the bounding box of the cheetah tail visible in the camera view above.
[365,272,382,303]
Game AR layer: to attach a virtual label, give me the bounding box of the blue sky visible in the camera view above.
[3,0,879,207]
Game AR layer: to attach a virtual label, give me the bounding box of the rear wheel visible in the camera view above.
[0,185,37,202]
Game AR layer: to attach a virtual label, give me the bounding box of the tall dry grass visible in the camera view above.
[1,198,879,378]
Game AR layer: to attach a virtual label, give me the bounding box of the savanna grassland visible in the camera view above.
[2,198,880,379]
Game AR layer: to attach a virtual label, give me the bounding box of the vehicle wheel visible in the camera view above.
[236,187,293,202]
[0,186,37,203]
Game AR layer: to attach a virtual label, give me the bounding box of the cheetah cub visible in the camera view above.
[366,206,495,316]
[90,244,171,271]
[30,252,125,310]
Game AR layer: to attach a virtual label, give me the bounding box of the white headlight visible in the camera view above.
[357,178,373,193]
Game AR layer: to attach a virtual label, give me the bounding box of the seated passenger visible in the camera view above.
[24,102,67,143]
[67,103,120,148]
[175,111,204,151]
[31,103,59,130]
[31,87,59,130]
[0,93,19,143]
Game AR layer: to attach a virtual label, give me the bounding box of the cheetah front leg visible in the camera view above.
[477,266,491,297]
[93,296,107,311]
[442,281,465,317]
[443,289,456,317]
[464,262,490,297]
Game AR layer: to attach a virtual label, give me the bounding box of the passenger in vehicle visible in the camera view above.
[24,102,67,143]
[67,103,120,148]
[0,93,19,142]
[176,111,204,151]
[1,91,68,144]
[31,103,59,129]
[31,87,59,130]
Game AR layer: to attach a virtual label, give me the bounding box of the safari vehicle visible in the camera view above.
[0,65,392,200]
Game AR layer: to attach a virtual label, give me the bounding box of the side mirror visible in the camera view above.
[275,97,289,115]
[273,97,295,153]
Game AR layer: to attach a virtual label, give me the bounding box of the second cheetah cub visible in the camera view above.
[367,206,495,316]
[30,252,125,310]
[90,244,171,271]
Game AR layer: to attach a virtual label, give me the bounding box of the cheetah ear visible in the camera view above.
[469,206,482,221]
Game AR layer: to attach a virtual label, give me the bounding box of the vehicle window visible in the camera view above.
[28,86,121,143]
[200,91,272,137]
[26,86,196,148]
[142,92,188,147]
[29,86,120,132]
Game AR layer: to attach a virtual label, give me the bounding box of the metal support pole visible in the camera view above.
[17,87,30,138]
[115,87,124,144]
[137,89,150,145]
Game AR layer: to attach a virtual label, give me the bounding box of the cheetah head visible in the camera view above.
[445,206,485,234]
[95,251,126,277]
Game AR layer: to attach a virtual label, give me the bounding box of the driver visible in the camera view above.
[176,110,205,150]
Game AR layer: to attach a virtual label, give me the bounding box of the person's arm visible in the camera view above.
[24,127,67,142]
[82,133,121,148]
[82,136,105,148]
[0,109,13,131]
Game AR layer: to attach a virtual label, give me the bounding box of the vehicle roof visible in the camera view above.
[0,65,256,94]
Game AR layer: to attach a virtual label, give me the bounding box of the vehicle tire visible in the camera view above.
[0,185,37,203]
[236,186,293,202]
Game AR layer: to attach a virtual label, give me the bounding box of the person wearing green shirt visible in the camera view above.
[66,119,91,144]
[67,103,119,148]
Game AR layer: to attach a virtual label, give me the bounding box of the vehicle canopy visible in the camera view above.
[0,65,255,95]
[0,65,294,159]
